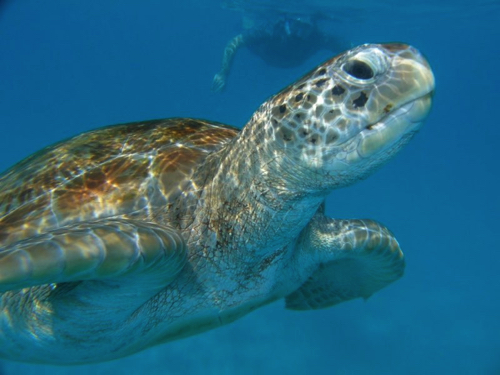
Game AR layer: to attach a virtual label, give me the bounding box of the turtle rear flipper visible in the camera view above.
[286,218,404,310]
[0,219,186,299]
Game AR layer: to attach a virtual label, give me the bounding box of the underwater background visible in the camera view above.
[0,0,498,374]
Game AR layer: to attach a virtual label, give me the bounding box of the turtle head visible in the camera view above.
[258,43,435,190]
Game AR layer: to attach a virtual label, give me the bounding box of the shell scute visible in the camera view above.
[0,118,239,245]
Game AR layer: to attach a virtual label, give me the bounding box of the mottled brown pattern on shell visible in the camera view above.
[0,118,239,246]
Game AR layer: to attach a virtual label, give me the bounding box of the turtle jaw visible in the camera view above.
[327,91,433,176]
[356,91,433,159]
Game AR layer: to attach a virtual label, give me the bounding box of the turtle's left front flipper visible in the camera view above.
[286,216,404,310]
[0,219,186,298]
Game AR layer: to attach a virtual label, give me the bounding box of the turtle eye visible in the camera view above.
[343,60,374,80]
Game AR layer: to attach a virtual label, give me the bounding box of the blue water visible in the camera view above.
[0,1,499,374]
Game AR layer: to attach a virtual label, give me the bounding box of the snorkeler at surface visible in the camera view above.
[212,14,342,92]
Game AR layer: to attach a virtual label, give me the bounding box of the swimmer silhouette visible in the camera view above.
[212,14,341,92]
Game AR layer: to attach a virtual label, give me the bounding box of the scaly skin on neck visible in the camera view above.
[198,112,328,262]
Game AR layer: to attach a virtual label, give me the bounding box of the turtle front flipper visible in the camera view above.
[0,219,186,294]
[286,217,404,310]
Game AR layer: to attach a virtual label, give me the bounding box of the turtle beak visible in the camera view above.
[355,44,435,159]
[382,43,435,105]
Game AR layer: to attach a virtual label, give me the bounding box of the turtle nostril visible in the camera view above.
[343,60,374,80]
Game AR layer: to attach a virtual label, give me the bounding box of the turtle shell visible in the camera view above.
[0,118,239,246]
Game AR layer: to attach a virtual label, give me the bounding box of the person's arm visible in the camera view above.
[211,34,245,92]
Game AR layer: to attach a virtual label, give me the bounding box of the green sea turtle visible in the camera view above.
[0,43,434,364]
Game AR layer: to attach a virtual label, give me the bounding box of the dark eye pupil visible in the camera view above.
[343,60,374,80]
